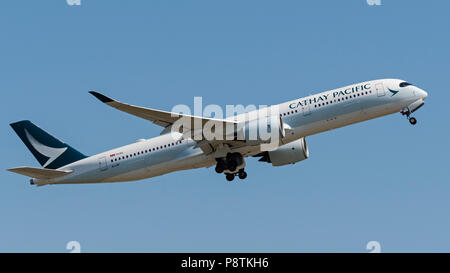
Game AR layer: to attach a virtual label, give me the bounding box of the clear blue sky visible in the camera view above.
[1,0,449,252]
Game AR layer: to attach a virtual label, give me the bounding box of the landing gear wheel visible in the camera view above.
[409,117,417,125]
[225,152,242,172]
[226,173,235,182]
[215,165,224,174]
[238,170,247,180]
[227,161,237,172]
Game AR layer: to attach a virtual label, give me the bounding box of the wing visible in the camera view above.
[8,166,72,179]
[89,91,237,131]
[89,91,243,154]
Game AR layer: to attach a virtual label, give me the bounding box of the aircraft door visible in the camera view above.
[302,105,311,116]
[376,83,386,97]
[98,156,108,171]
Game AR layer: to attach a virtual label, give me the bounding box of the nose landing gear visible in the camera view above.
[401,109,418,126]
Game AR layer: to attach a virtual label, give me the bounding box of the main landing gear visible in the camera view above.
[215,153,247,181]
[401,109,418,126]
[225,169,247,182]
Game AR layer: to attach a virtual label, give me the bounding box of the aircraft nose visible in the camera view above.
[418,89,428,99]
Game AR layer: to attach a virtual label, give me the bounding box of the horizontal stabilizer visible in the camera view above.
[7,166,72,179]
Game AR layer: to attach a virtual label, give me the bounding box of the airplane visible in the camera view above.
[8,79,428,186]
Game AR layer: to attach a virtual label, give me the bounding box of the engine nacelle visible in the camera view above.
[257,138,309,166]
[236,115,285,144]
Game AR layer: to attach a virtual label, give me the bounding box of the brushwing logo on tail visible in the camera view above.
[24,129,67,167]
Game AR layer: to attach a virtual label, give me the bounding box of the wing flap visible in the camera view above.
[7,166,72,179]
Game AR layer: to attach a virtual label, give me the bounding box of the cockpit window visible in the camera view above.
[399,82,413,87]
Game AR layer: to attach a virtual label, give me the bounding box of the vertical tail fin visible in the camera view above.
[10,120,87,169]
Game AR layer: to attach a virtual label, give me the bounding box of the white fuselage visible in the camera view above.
[33,78,428,186]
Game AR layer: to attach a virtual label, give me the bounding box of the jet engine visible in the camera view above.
[235,115,285,145]
[256,137,309,166]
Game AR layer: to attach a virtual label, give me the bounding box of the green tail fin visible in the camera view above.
[10,120,87,169]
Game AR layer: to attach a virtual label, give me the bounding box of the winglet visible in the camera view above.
[89,91,114,103]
